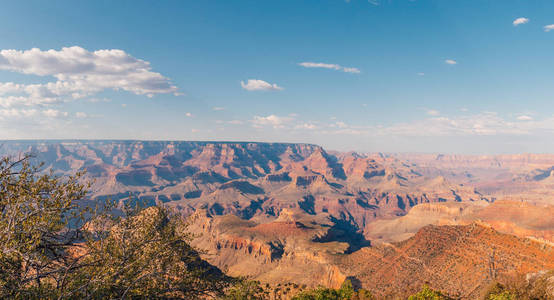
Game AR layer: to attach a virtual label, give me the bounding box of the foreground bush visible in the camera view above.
[407,285,453,300]
[0,155,233,299]
[292,280,374,300]
[223,280,269,300]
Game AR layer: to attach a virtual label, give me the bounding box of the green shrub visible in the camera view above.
[223,280,266,300]
[292,280,374,300]
[407,285,452,300]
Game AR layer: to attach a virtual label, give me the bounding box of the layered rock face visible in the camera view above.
[188,209,554,298]
[2,140,552,244]
[378,152,554,204]
[2,140,554,297]
[0,140,486,233]
[187,208,353,288]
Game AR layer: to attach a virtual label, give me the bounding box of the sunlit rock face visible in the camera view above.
[3,140,554,297]
[0,140,486,228]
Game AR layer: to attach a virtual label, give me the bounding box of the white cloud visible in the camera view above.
[0,107,72,120]
[0,46,179,108]
[516,115,533,121]
[330,121,348,129]
[0,108,38,118]
[342,67,361,74]
[75,112,87,118]
[228,112,554,140]
[445,59,457,65]
[42,109,68,118]
[544,24,554,32]
[88,97,111,103]
[228,120,244,125]
[240,79,283,91]
[298,62,360,74]
[427,109,440,116]
[295,123,318,130]
[320,121,366,135]
[370,112,554,137]
[251,114,293,128]
[513,17,529,26]
[299,62,341,70]
[185,112,193,117]
[417,72,425,76]
[0,107,75,138]
[317,112,554,138]
[212,106,225,111]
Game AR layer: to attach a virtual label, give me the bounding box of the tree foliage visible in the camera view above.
[222,279,268,300]
[0,155,233,299]
[407,285,453,300]
[292,280,374,300]
[0,155,88,298]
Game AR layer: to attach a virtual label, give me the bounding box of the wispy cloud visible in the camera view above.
[185,112,193,117]
[0,108,72,120]
[331,121,348,129]
[42,109,68,118]
[75,112,88,118]
[0,108,38,119]
[342,67,361,74]
[87,97,111,103]
[513,17,529,26]
[0,108,74,138]
[298,62,360,74]
[516,115,533,121]
[212,107,225,111]
[251,114,293,128]
[295,123,318,130]
[426,109,440,116]
[243,111,554,138]
[240,79,283,91]
[376,112,543,136]
[445,59,457,65]
[312,112,554,138]
[0,46,179,108]
[544,24,554,32]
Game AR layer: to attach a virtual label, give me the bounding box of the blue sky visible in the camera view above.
[1,0,554,153]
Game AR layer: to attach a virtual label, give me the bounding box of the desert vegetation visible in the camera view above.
[0,155,234,299]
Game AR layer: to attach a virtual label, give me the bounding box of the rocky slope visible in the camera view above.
[187,208,354,288]
[2,140,554,297]
[379,152,554,204]
[341,223,554,298]
[0,140,486,234]
[187,208,554,298]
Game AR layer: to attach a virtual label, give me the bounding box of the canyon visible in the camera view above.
[1,140,553,298]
